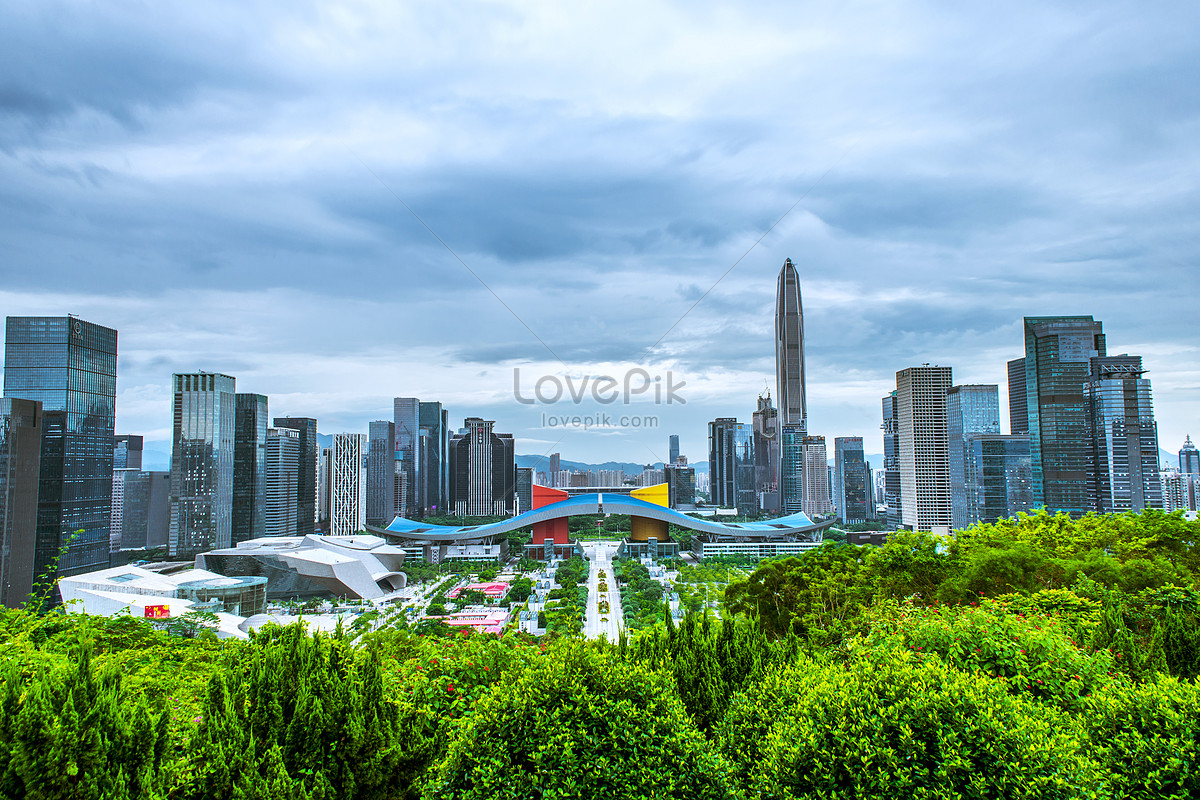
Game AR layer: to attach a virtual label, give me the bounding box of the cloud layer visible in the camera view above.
[2,0,1197,464]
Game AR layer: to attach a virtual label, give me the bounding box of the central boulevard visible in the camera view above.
[580,540,624,641]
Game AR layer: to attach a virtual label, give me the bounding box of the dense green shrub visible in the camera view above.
[725,649,1102,800]
[1080,676,1200,800]
[423,643,734,800]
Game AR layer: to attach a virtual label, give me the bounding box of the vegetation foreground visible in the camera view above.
[3,509,1200,799]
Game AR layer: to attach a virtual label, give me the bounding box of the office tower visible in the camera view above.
[1162,469,1187,512]
[272,417,318,535]
[1007,358,1028,435]
[665,464,696,509]
[1085,355,1163,512]
[775,258,806,429]
[316,446,331,530]
[896,366,953,532]
[0,398,42,608]
[1182,436,1199,475]
[114,470,170,551]
[752,394,780,495]
[515,467,533,514]
[780,424,805,514]
[264,427,300,537]
[549,453,561,477]
[834,437,873,524]
[669,435,680,466]
[392,398,420,517]
[947,385,1002,530]
[1023,316,1106,516]
[4,316,117,578]
[448,418,515,516]
[113,435,143,469]
[419,401,449,514]
[169,372,236,558]
[367,421,396,525]
[709,418,757,515]
[882,391,902,529]
[801,435,832,517]
[964,435,1034,524]
[110,468,132,551]
[329,434,366,536]
[232,394,268,545]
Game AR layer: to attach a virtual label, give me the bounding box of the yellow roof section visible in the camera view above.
[630,482,669,507]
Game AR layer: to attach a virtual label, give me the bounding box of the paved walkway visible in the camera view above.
[582,541,624,641]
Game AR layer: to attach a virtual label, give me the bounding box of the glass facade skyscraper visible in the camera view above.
[947,385,1002,530]
[779,424,805,515]
[708,418,757,515]
[1007,358,1028,435]
[393,398,419,517]
[170,372,236,558]
[881,391,901,529]
[366,420,395,525]
[834,437,873,524]
[272,416,318,536]
[264,427,300,536]
[418,401,449,515]
[1085,355,1162,512]
[4,316,117,578]
[775,258,807,429]
[232,393,268,544]
[1023,316,1105,517]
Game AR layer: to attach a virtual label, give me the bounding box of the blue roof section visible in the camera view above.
[374,492,829,543]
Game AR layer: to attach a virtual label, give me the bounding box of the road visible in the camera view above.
[582,541,624,641]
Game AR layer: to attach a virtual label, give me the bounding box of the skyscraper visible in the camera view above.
[448,418,516,516]
[1181,436,1199,476]
[515,467,533,515]
[1085,355,1162,512]
[366,420,396,525]
[113,435,143,469]
[0,398,42,608]
[801,435,832,517]
[947,385,1001,530]
[232,394,268,545]
[1023,316,1105,516]
[4,316,117,578]
[169,372,236,558]
[668,435,680,466]
[896,366,953,532]
[834,437,873,525]
[330,433,367,536]
[1007,358,1028,435]
[272,416,318,536]
[264,427,300,537]
[881,391,902,529]
[709,418,757,515]
[665,464,696,509]
[419,401,449,514]
[779,424,805,514]
[752,394,780,497]
[775,258,806,430]
[393,398,420,517]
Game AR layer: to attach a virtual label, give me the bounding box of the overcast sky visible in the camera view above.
[1,0,1197,467]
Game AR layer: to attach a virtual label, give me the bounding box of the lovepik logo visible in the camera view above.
[513,368,686,405]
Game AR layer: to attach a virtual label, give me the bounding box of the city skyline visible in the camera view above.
[1,3,1197,465]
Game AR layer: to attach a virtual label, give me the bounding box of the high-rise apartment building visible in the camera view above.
[264,427,300,537]
[895,366,953,532]
[272,417,318,536]
[4,316,117,578]
[947,385,1002,530]
[834,437,873,524]
[366,421,396,525]
[419,401,449,514]
[1007,358,1028,435]
[317,446,332,530]
[448,418,515,516]
[0,398,42,608]
[330,434,366,536]
[669,435,680,466]
[881,391,902,529]
[1023,316,1106,516]
[169,372,236,558]
[1085,355,1162,513]
[709,418,757,515]
[393,398,420,517]
[801,435,832,517]
[232,394,268,545]
[775,258,807,429]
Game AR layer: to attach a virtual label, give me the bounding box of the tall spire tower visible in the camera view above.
[775,257,806,431]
